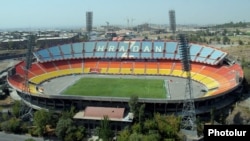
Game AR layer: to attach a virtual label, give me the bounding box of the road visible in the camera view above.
[0,132,61,141]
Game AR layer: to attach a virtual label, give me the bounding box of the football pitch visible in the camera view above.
[62,77,167,98]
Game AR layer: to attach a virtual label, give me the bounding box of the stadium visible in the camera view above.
[6,40,244,115]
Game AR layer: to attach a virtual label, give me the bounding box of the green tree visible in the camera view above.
[154,113,180,139]
[55,118,74,139]
[143,119,157,133]
[24,139,36,141]
[131,123,140,133]
[238,39,244,45]
[99,116,113,141]
[33,109,52,136]
[222,36,230,45]
[1,117,21,133]
[12,100,21,118]
[138,104,145,133]
[216,36,221,44]
[117,127,131,141]
[142,133,161,141]
[75,126,86,141]
[196,116,204,137]
[61,106,76,119]
[129,132,143,141]
[8,40,13,50]
[56,119,85,141]
[55,118,73,139]
[129,95,139,120]
[236,29,240,35]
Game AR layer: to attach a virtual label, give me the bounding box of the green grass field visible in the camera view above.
[62,77,166,98]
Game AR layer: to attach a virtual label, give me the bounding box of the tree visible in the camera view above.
[238,39,244,45]
[99,116,113,141]
[12,100,21,118]
[117,127,131,141]
[129,132,143,141]
[196,116,204,137]
[61,106,76,119]
[236,29,240,35]
[74,126,86,141]
[142,133,161,141]
[154,113,180,139]
[8,40,13,50]
[33,109,52,136]
[1,117,21,133]
[55,118,74,139]
[216,36,221,44]
[138,104,145,133]
[143,119,157,133]
[25,139,36,141]
[222,36,230,45]
[55,117,85,141]
[129,95,139,120]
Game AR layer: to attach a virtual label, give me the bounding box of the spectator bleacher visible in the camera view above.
[60,44,73,59]
[7,41,243,97]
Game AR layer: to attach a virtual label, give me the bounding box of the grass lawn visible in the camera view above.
[62,77,166,98]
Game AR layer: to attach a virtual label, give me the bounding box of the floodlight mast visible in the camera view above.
[169,10,176,37]
[178,34,197,136]
[20,34,34,120]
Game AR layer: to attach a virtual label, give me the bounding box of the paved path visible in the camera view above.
[0,131,60,141]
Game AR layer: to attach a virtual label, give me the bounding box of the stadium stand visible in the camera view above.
[35,48,51,61]
[48,46,62,60]
[84,42,96,58]
[133,61,145,74]
[39,62,58,72]
[60,44,73,59]
[15,61,25,76]
[29,83,38,94]
[68,59,83,74]
[8,74,25,90]
[145,61,158,75]
[72,43,83,58]
[120,62,133,74]
[190,44,202,61]
[29,63,47,75]
[54,60,70,70]
[8,41,243,98]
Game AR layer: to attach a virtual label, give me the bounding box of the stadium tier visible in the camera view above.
[8,41,243,100]
[33,41,228,65]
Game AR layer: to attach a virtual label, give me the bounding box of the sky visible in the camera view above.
[0,0,249,29]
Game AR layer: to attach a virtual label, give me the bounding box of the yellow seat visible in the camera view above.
[120,68,132,74]
[107,68,120,74]
[29,84,38,94]
[171,70,183,77]
[134,69,145,74]
[71,68,83,74]
[159,69,171,75]
[146,69,158,75]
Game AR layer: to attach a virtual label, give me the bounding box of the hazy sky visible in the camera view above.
[0,0,249,29]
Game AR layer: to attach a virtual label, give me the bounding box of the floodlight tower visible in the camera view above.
[169,10,176,38]
[86,11,93,39]
[178,34,197,137]
[20,34,34,120]
[23,35,33,92]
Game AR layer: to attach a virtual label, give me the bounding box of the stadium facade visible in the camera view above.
[7,40,244,115]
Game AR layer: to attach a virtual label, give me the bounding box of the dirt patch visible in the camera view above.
[0,96,14,106]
